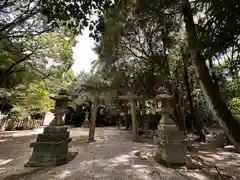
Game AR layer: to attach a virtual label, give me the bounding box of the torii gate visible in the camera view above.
[88,92,150,142]
[70,86,167,142]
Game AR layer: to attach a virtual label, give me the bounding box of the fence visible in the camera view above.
[0,116,43,131]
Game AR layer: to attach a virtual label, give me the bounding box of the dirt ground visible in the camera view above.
[0,127,239,180]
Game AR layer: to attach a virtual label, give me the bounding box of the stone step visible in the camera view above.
[29,141,69,159]
[25,156,68,167]
[43,126,68,134]
[30,140,66,147]
[36,132,69,142]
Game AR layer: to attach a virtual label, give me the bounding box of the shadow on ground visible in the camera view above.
[1,128,240,180]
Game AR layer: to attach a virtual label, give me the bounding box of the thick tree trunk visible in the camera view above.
[182,51,194,126]
[182,50,206,141]
[130,100,138,142]
[88,93,99,142]
[182,0,240,149]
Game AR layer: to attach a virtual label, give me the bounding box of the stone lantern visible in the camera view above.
[25,91,77,167]
[82,112,90,128]
[153,94,188,165]
[49,93,71,126]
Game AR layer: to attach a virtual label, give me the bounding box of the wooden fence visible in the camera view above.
[0,117,43,131]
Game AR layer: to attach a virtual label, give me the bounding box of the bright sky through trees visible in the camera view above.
[72,29,98,74]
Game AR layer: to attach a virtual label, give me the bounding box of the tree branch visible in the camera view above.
[6,48,38,74]
[25,62,49,79]
[0,28,53,39]
[0,0,39,34]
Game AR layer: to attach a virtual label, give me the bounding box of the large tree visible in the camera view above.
[0,0,76,89]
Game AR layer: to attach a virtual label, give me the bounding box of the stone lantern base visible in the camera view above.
[82,119,89,128]
[154,124,188,165]
[25,126,75,167]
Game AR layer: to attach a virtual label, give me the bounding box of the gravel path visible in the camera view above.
[0,127,187,180]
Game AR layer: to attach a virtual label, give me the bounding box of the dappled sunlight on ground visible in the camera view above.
[51,150,180,180]
[184,171,212,180]
[54,170,72,179]
[0,139,8,142]
[0,128,43,138]
[0,159,13,166]
[0,127,240,179]
[0,159,13,176]
[43,135,186,180]
[184,141,240,180]
[11,128,43,137]
[0,168,5,173]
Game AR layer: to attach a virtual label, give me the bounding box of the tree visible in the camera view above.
[0,0,53,39]
[1,68,76,117]
[106,0,240,146]
[72,72,109,142]
[9,81,53,117]
[0,31,75,116]
[181,0,240,148]
[0,0,77,90]
[0,32,75,88]
[40,0,113,41]
[35,0,240,147]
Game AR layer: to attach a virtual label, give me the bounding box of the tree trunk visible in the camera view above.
[130,100,138,142]
[88,93,99,142]
[182,50,194,129]
[174,67,185,129]
[182,0,240,149]
[209,59,220,92]
[182,50,206,141]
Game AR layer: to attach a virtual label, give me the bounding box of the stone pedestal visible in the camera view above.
[143,117,149,137]
[25,92,77,167]
[82,113,90,128]
[82,120,89,128]
[25,126,71,167]
[154,124,188,164]
[153,94,188,165]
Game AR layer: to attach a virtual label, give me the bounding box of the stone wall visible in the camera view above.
[0,117,43,131]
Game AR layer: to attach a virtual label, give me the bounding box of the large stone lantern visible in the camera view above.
[25,91,77,167]
[153,94,188,165]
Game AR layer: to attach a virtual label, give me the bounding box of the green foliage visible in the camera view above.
[221,79,240,115]
[7,68,76,117]
[45,69,76,95]
[197,0,240,59]
[0,32,76,116]
[0,0,76,89]
[11,105,28,117]
[41,0,113,41]
[7,81,53,117]
[26,33,75,68]
[0,32,75,88]
[0,1,79,117]
[229,98,240,115]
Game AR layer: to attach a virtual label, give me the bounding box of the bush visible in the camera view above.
[229,97,240,115]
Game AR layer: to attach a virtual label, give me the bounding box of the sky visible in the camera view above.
[71,28,98,74]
